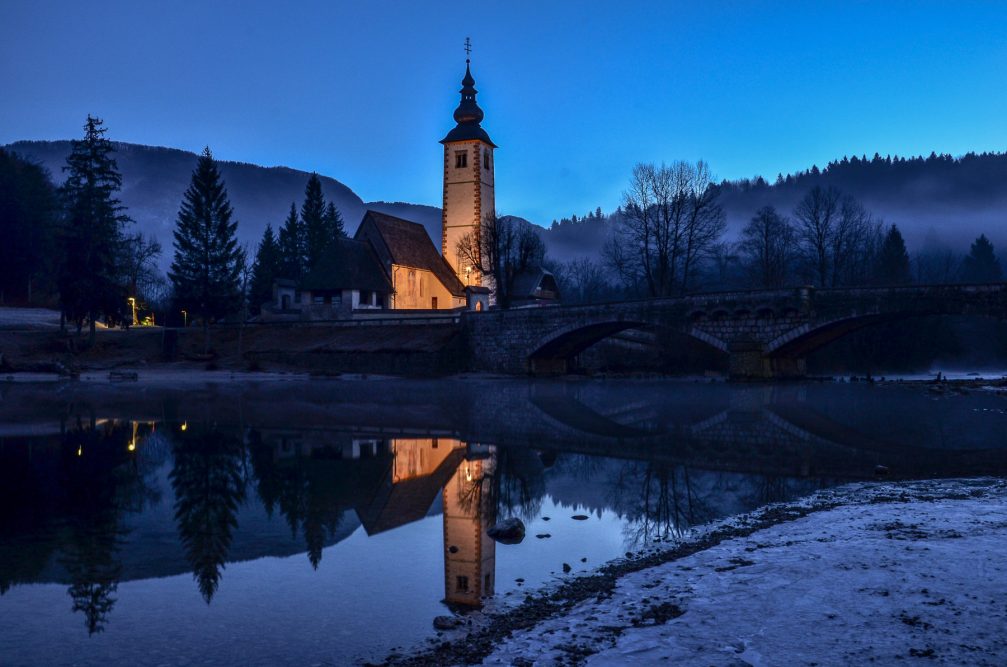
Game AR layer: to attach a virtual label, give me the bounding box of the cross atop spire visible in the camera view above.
[464,37,472,60]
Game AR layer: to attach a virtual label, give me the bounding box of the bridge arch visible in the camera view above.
[527,319,728,374]
[767,308,1007,360]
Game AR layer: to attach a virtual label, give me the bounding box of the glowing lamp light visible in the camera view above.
[128,442,136,452]
[464,463,473,482]
[180,422,188,432]
[127,296,138,326]
[76,445,83,457]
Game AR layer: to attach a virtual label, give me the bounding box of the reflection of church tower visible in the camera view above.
[442,451,496,607]
[441,56,496,291]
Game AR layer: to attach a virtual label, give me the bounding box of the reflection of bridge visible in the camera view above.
[464,283,1007,377]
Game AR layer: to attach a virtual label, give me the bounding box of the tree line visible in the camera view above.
[545,161,1003,306]
[0,116,348,345]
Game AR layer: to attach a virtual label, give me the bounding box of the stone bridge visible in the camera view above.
[463,283,1007,377]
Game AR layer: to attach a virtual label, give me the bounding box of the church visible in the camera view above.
[268,55,555,320]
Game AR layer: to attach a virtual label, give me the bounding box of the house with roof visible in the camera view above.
[354,210,467,310]
[296,235,392,319]
[509,267,561,308]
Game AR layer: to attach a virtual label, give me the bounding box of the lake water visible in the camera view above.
[1,378,1006,665]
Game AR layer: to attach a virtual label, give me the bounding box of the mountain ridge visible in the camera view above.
[7,140,1006,273]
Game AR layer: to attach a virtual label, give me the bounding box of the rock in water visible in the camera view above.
[487,517,526,544]
[433,615,461,631]
[562,562,572,573]
[571,514,589,521]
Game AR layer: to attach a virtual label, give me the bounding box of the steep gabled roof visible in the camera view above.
[355,448,467,535]
[356,210,466,297]
[511,267,560,300]
[300,236,391,292]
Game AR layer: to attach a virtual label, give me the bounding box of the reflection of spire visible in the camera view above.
[442,449,496,608]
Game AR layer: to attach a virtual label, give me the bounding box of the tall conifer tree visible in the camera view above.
[168,147,243,352]
[961,234,1003,282]
[278,202,304,280]
[874,224,911,285]
[300,174,329,270]
[324,201,346,239]
[249,224,281,314]
[58,115,132,344]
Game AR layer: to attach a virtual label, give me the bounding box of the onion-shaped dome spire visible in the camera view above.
[441,59,496,146]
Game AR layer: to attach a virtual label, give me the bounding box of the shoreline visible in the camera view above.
[381,478,1007,666]
[2,365,1005,390]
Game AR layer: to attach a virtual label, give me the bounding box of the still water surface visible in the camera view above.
[1,379,1005,665]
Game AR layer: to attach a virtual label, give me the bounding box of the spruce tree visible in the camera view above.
[168,147,243,353]
[58,115,132,344]
[874,224,911,285]
[301,174,329,270]
[249,224,281,314]
[961,234,1003,282]
[277,202,304,281]
[324,201,346,239]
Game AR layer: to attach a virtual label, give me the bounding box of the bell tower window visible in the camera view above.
[455,151,468,169]
[483,150,490,170]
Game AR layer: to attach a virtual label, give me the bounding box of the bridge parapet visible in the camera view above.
[463,283,1007,377]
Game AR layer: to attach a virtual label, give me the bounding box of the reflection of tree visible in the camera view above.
[479,448,547,522]
[610,462,714,548]
[246,431,344,569]
[57,417,134,634]
[63,530,121,635]
[170,424,245,603]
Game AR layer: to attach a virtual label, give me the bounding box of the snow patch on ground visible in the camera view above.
[0,307,61,329]
[480,479,1007,666]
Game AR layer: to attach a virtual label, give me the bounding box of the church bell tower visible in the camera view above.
[441,49,496,289]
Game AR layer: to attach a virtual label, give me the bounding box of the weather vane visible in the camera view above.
[464,37,472,59]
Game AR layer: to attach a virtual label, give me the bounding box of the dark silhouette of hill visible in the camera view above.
[8,140,1005,271]
[543,151,1007,262]
[3,141,382,271]
[718,151,1007,247]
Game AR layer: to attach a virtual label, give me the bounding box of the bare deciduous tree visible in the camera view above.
[605,161,725,297]
[557,257,611,304]
[794,186,881,287]
[122,233,162,302]
[456,213,545,308]
[739,206,794,288]
[793,185,841,286]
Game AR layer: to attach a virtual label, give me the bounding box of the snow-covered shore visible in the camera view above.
[390,479,1007,666]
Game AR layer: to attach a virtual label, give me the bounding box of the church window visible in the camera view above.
[456,576,469,592]
[483,150,490,170]
[455,151,467,168]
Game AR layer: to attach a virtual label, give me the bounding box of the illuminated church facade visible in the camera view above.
[267,57,507,318]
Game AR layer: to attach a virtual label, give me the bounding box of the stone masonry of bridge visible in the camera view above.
[462,284,1007,378]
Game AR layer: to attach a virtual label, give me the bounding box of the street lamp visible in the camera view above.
[181,310,188,327]
[127,297,137,326]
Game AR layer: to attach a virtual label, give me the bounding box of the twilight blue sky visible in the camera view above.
[3,1,1007,225]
